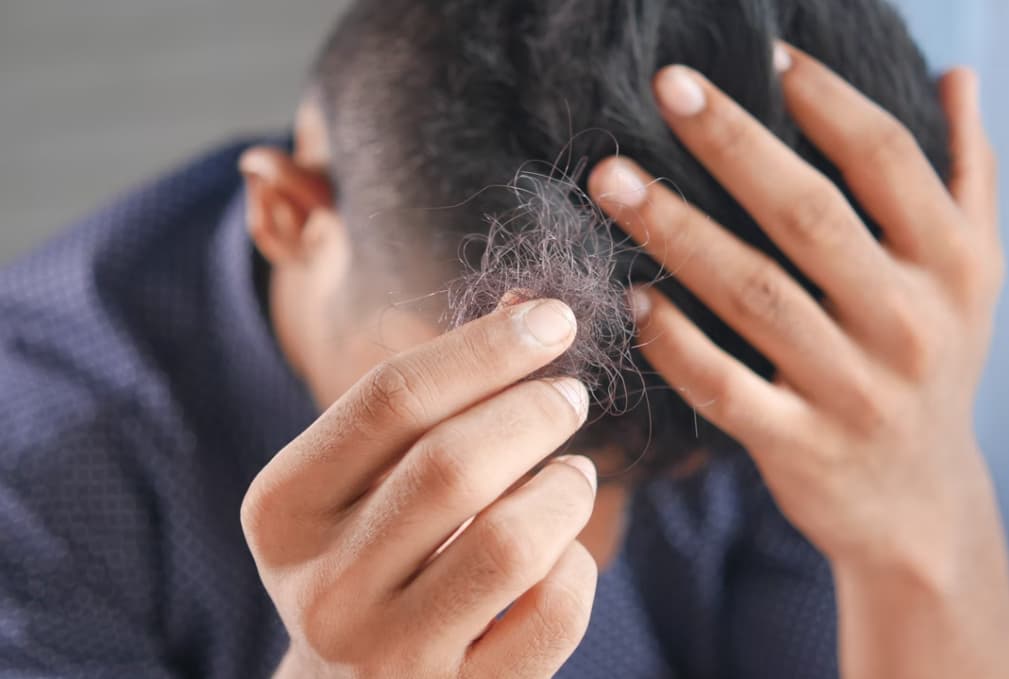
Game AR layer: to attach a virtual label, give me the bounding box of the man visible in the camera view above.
[2,1,1007,678]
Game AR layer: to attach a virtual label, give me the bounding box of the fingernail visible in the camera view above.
[773,43,793,73]
[602,161,648,207]
[548,377,589,419]
[629,288,652,323]
[520,300,577,346]
[656,66,707,117]
[554,455,598,495]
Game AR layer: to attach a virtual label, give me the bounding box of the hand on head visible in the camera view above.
[589,43,1007,679]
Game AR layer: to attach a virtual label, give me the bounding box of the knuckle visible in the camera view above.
[883,294,933,380]
[699,370,742,425]
[300,584,353,663]
[564,541,600,593]
[529,579,593,655]
[647,195,701,247]
[239,486,266,541]
[841,368,887,435]
[863,118,918,169]
[733,258,789,327]
[943,229,984,297]
[455,315,518,380]
[239,470,330,570]
[900,333,935,383]
[781,185,850,251]
[480,512,536,580]
[366,361,430,426]
[239,476,281,550]
[703,110,754,162]
[460,319,501,365]
[410,429,481,505]
[297,574,398,670]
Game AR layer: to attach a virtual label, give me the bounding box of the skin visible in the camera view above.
[238,43,1008,678]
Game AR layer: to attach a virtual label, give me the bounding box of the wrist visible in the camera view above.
[833,558,1009,679]
[829,441,1002,594]
[833,560,951,679]
[829,475,1009,679]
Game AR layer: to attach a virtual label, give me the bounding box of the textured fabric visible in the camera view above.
[0,140,838,678]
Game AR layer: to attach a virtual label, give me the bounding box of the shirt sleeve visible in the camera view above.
[0,363,181,678]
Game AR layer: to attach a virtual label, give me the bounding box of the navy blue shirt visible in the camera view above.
[0,140,839,678]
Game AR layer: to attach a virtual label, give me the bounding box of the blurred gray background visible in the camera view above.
[2,1,1008,511]
[0,0,345,260]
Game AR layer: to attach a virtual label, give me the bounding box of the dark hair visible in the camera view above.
[311,0,949,481]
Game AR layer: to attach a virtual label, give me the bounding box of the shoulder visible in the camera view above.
[0,138,271,478]
[0,139,270,425]
[0,138,259,335]
[0,138,298,674]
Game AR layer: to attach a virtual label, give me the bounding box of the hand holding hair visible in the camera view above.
[243,297,600,678]
[588,43,1008,679]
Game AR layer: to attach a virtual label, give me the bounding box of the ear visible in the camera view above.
[239,146,334,265]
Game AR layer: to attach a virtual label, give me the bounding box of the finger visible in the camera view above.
[939,67,1000,233]
[588,158,865,406]
[399,456,597,656]
[776,43,964,267]
[348,375,590,589]
[255,298,578,518]
[632,287,813,459]
[629,63,898,328]
[462,540,597,679]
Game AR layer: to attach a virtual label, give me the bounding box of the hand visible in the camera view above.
[588,44,1007,678]
[241,299,599,678]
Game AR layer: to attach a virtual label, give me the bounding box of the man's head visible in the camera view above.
[239,0,948,480]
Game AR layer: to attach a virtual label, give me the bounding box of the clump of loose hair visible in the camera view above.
[446,167,640,414]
